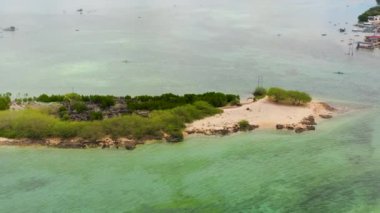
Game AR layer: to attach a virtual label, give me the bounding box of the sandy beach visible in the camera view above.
[186,98,335,133]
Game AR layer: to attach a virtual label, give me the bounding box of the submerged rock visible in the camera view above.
[301,115,317,126]
[319,102,336,111]
[248,124,260,130]
[117,138,138,150]
[295,127,305,133]
[212,128,231,136]
[319,114,333,119]
[56,141,86,149]
[125,143,136,150]
[306,125,316,131]
[286,124,295,130]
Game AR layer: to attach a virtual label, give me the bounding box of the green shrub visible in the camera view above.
[86,95,115,109]
[89,112,103,121]
[0,110,55,139]
[267,87,288,103]
[64,93,82,102]
[78,122,105,142]
[52,122,81,138]
[36,94,65,102]
[72,101,88,113]
[61,113,70,121]
[267,87,312,105]
[0,95,11,110]
[287,90,312,105]
[253,87,267,99]
[238,120,250,131]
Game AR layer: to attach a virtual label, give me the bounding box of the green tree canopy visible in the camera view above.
[0,93,11,110]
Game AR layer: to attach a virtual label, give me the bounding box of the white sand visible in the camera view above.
[186,98,334,131]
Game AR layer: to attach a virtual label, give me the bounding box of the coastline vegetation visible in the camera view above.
[0,101,221,142]
[267,87,312,105]
[358,6,380,22]
[253,87,267,100]
[252,87,312,105]
[33,92,239,121]
[37,93,116,110]
[0,92,238,142]
[35,92,240,111]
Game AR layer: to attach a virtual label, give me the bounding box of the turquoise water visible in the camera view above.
[1,111,380,212]
[1,0,380,212]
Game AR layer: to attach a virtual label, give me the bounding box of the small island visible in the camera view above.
[186,87,335,135]
[0,88,336,150]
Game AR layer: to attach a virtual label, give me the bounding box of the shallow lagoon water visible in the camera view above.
[1,0,380,212]
[1,110,380,212]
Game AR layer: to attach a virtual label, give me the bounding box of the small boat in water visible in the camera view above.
[352,29,363,32]
[3,26,16,32]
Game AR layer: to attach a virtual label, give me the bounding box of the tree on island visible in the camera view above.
[0,93,12,110]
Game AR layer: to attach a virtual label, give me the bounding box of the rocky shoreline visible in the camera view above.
[275,114,333,133]
[0,114,332,150]
[185,113,333,137]
[0,137,147,150]
[185,123,259,136]
[0,122,261,149]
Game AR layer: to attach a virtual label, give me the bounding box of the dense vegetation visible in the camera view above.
[32,92,239,121]
[37,93,116,109]
[35,93,119,120]
[0,93,12,110]
[35,92,239,111]
[0,101,221,142]
[358,6,380,22]
[126,92,240,111]
[267,87,312,105]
